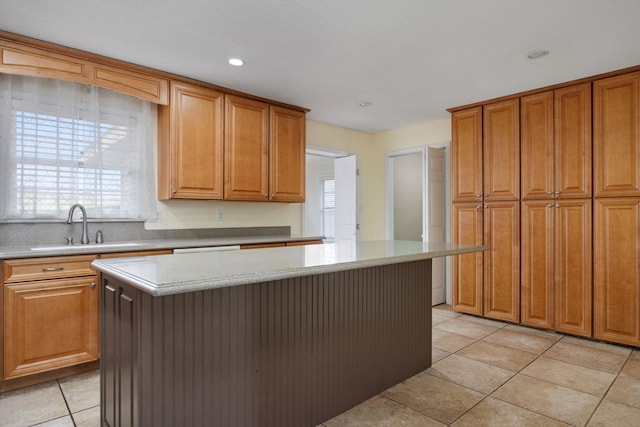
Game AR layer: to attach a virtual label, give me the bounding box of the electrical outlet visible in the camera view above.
[216,208,224,222]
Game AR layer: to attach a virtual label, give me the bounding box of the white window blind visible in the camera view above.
[321,178,335,239]
[0,74,157,220]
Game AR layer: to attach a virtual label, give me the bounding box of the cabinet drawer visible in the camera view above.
[2,255,97,283]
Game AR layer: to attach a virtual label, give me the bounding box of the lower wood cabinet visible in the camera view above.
[2,255,99,388]
[521,199,592,335]
[451,201,520,322]
[452,202,483,315]
[4,277,98,380]
[483,201,520,323]
[594,197,640,347]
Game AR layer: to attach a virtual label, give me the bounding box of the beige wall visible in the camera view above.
[146,117,453,241]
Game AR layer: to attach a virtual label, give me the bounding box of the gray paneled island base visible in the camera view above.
[92,240,485,427]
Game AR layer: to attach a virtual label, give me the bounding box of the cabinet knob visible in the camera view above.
[264,194,268,198]
[475,194,482,198]
[554,191,560,195]
[483,205,488,209]
[91,282,96,289]
[42,267,64,272]
[546,204,553,208]
[547,191,553,195]
[172,189,177,194]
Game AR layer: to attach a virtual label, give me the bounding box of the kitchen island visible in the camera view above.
[92,240,484,427]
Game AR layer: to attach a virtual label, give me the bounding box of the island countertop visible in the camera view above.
[91,240,486,296]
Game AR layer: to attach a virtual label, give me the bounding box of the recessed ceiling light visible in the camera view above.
[359,101,372,107]
[228,58,245,67]
[527,49,549,60]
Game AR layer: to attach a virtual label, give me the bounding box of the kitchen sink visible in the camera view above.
[31,242,143,251]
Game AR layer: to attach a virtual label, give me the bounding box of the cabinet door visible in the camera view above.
[269,106,306,202]
[594,197,640,346]
[555,199,592,337]
[452,202,484,315]
[4,277,99,379]
[555,83,592,199]
[451,107,483,202]
[158,81,224,199]
[521,92,554,200]
[594,72,640,197]
[101,279,138,427]
[521,200,554,329]
[483,99,520,200]
[483,201,520,322]
[224,95,269,201]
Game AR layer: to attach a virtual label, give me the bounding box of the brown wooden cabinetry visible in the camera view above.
[521,92,554,200]
[451,107,483,202]
[269,106,306,202]
[451,67,640,346]
[594,72,640,198]
[594,197,640,347]
[554,83,592,198]
[554,199,592,336]
[521,199,592,334]
[158,81,224,200]
[483,99,520,201]
[451,202,483,315]
[483,201,520,322]
[225,96,306,202]
[224,95,270,200]
[2,256,98,383]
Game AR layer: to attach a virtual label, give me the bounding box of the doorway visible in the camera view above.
[386,146,447,305]
[304,150,358,241]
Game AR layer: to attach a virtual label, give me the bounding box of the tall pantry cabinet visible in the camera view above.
[451,67,640,348]
[451,99,521,323]
[593,71,640,347]
[520,84,593,336]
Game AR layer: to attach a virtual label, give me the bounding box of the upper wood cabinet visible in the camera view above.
[483,99,520,201]
[451,107,483,202]
[158,81,224,200]
[521,84,592,200]
[269,106,306,202]
[554,84,592,199]
[594,71,640,197]
[521,92,554,200]
[224,95,270,201]
[225,96,306,202]
[594,197,640,347]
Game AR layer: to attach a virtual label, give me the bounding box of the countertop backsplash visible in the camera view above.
[0,222,290,248]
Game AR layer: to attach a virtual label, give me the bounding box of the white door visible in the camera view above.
[426,147,446,305]
[334,155,358,240]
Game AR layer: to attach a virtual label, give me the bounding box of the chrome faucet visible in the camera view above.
[66,204,90,244]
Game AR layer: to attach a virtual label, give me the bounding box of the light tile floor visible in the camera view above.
[1,305,638,426]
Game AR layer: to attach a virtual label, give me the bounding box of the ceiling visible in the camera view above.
[2,0,639,133]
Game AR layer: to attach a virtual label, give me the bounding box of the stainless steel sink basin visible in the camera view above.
[31,242,143,251]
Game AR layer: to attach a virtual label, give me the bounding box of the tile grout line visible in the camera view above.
[56,379,77,427]
[582,349,633,426]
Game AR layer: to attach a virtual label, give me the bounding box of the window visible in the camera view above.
[321,178,335,239]
[0,74,156,220]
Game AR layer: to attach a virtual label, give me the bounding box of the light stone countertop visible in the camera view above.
[0,235,324,259]
[91,240,486,296]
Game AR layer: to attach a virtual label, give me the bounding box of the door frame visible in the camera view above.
[384,142,452,303]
